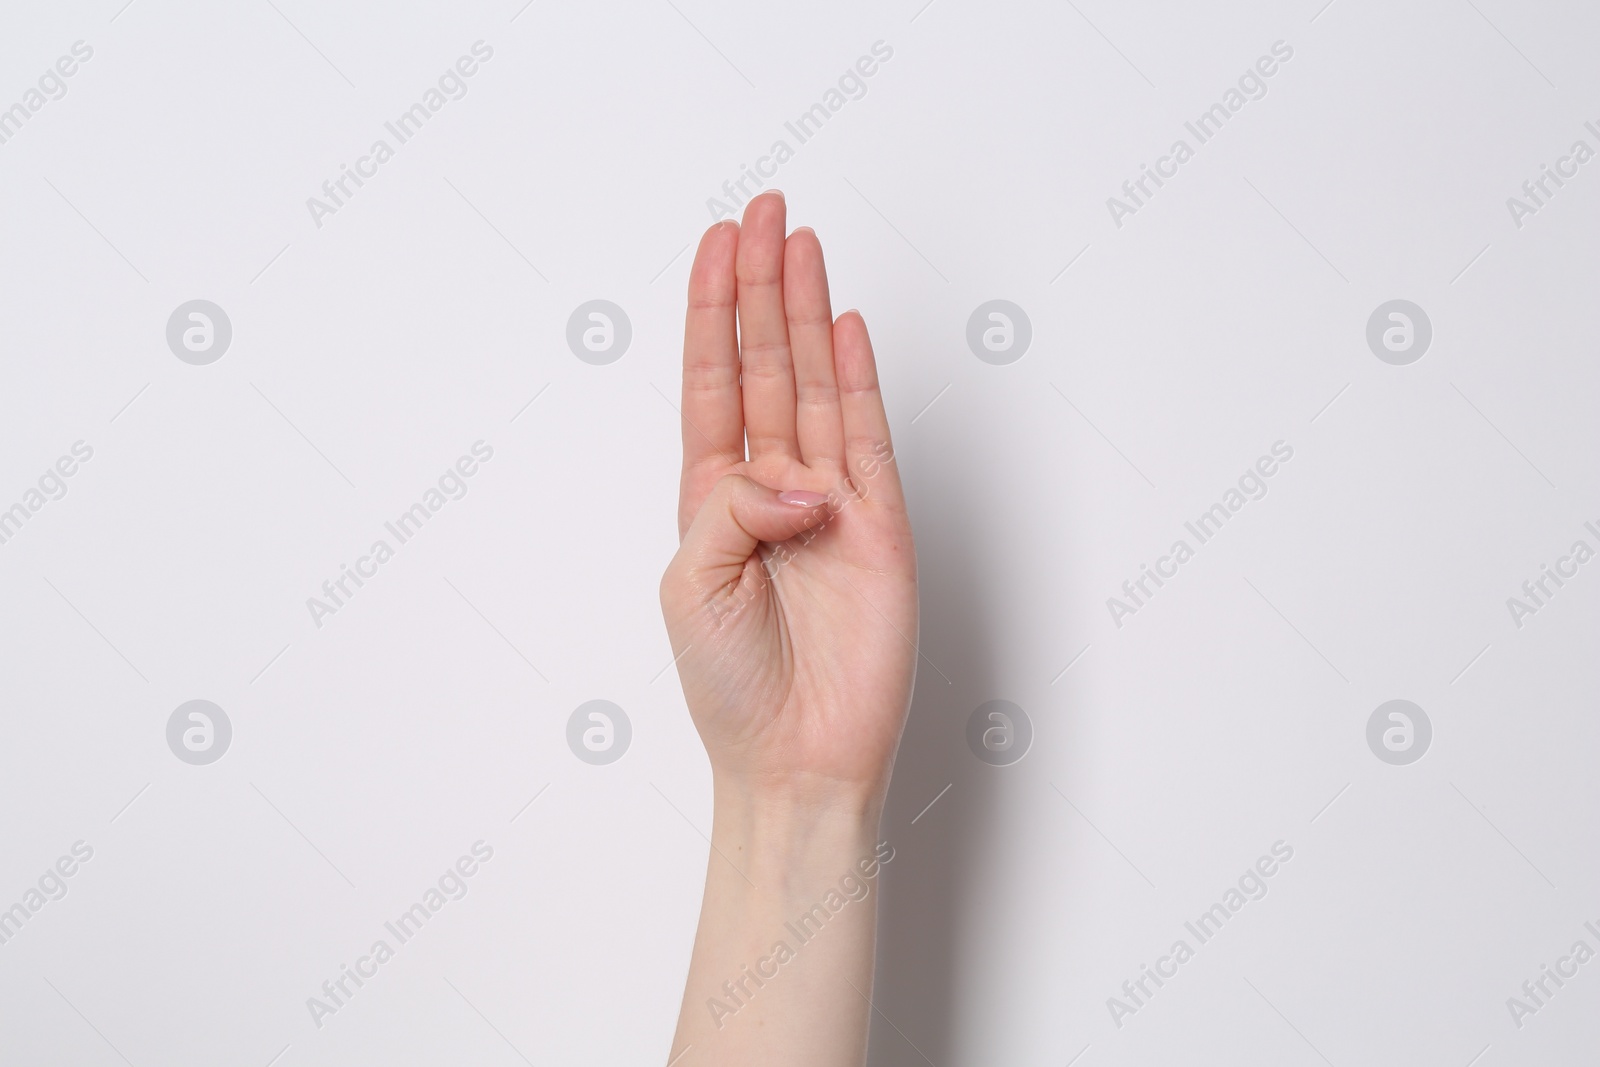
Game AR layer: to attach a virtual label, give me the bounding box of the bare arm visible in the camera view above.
[659,191,917,1067]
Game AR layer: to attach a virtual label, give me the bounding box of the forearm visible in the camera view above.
[667,780,894,1067]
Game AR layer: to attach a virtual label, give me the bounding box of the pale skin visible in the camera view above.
[660,190,918,1067]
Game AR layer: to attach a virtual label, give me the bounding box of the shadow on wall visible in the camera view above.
[869,410,1088,1065]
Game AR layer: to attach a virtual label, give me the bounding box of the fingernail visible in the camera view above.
[764,188,785,201]
[778,490,827,507]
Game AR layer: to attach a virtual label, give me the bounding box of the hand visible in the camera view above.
[660,191,918,809]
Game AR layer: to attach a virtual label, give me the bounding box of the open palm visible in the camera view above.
[660,192,918,800]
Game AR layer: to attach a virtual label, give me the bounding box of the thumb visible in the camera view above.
[670,475,833,599]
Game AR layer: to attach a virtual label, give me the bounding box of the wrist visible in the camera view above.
[711,771,884,834]
[709,776,888,899]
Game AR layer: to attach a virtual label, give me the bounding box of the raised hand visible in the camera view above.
[660,191,917,1067]
[660,190,918,807]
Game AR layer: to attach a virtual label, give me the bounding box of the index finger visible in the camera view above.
[679,220,745,533]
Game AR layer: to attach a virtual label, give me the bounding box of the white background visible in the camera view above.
[0,1,1597,1064]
